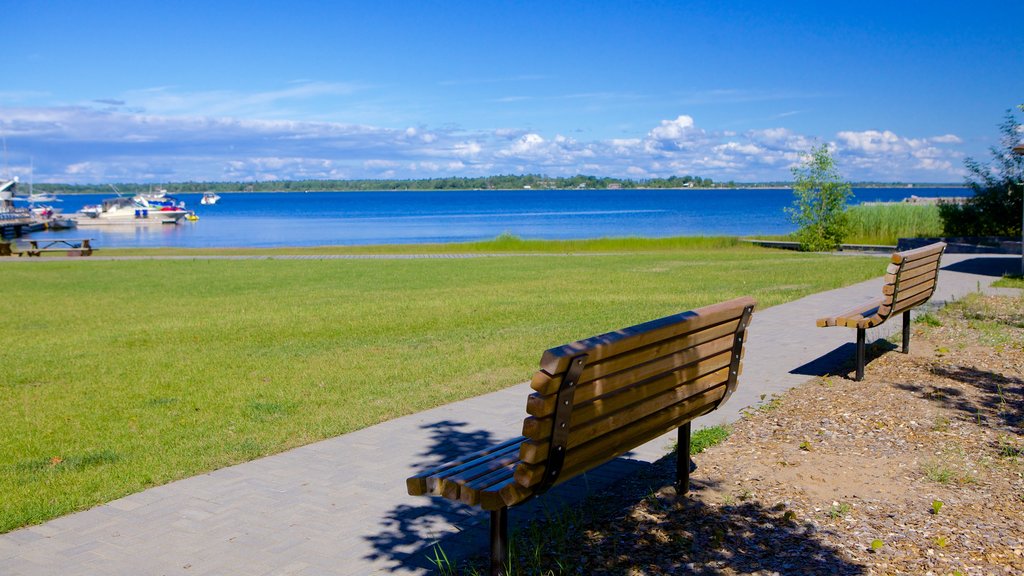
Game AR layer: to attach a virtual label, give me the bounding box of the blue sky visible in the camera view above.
[1,1,1021,184]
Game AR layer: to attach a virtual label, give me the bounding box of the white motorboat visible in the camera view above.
[77,193,189,225]
[200,193,221,205]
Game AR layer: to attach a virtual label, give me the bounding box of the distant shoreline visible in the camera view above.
[32,184,969,195]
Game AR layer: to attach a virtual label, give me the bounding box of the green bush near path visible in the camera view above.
[0,245,886,533]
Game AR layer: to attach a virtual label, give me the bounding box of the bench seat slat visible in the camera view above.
[816,297,882,327]
[479,477,536,511]
[459,464,520,506]
[406,436,525,496]
[436,444,524,499]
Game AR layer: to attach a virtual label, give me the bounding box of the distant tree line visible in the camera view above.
[32,174,720,194]
[29,174,965,195]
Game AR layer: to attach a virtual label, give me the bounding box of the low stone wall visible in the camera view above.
[897,237,1023,254]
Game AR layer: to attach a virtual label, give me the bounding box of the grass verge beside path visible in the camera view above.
[19,234,742,257]
[0,245,885,533]
[994,275,1024,289]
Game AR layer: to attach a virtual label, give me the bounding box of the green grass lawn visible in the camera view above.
[0,244,886,532]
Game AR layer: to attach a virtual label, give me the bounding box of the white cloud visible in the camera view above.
[0,103,968,183]
[649,115,697,141]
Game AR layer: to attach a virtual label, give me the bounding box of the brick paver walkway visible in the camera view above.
[1,253,1019,575]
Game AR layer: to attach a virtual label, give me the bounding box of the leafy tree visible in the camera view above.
[939,109,1023,237]
[786,144,853,251]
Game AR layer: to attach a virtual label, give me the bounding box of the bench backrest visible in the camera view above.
[875,241,946,324]
[513,296,755,491]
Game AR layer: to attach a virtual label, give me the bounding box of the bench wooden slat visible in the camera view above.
[464,463,518,491]
[479,477,536,511]
[884,252,942,277]
[893,259,940,282]
[537,297,754,376]
[882,279,937,313]
[514,391,721,489]
[891,242,946,264]
[526,333,735,417]
[884,292,934,318]
[896,251,943,273]
[882,265,939,294]
[530,318,740,395]
[816,297,882,327]
[522,357,732,441]
[436,442,524,500]
[519,367,731,462]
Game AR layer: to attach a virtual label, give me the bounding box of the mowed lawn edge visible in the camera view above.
[1,246,885,532]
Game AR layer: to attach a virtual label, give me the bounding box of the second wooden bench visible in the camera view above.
[817,241,946,380]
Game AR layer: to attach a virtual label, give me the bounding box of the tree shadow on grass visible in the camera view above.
[895,365,1024,432]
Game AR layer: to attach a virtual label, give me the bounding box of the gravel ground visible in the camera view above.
[491,292,1024,576]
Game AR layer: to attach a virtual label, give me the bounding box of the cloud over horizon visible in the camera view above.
[0,103,968,185]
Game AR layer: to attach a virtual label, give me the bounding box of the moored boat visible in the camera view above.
[76,193,190,225]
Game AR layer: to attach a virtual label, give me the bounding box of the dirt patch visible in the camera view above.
[485,293,1024,575]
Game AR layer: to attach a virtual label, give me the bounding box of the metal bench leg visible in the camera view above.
[856,327,866,381]
[677,422,691,494]
[902,310,911,354]
[490,507,508,576]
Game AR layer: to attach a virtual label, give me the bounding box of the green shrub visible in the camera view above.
[786,145,853,251]
[939,109,1023,237]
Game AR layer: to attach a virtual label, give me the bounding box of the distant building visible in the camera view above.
[608,183,622,190]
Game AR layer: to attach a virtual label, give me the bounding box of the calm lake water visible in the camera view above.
[35,187,965,249]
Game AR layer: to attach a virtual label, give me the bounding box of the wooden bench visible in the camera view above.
[817,241,946,380]
[22,238,94,257]
[407,296,756,575]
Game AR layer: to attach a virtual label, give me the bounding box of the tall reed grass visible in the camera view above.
[845,203,944,245]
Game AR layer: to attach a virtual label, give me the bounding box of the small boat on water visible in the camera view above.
[200,193,221,205]
[77,191,190,225]
[11,191,78,229]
